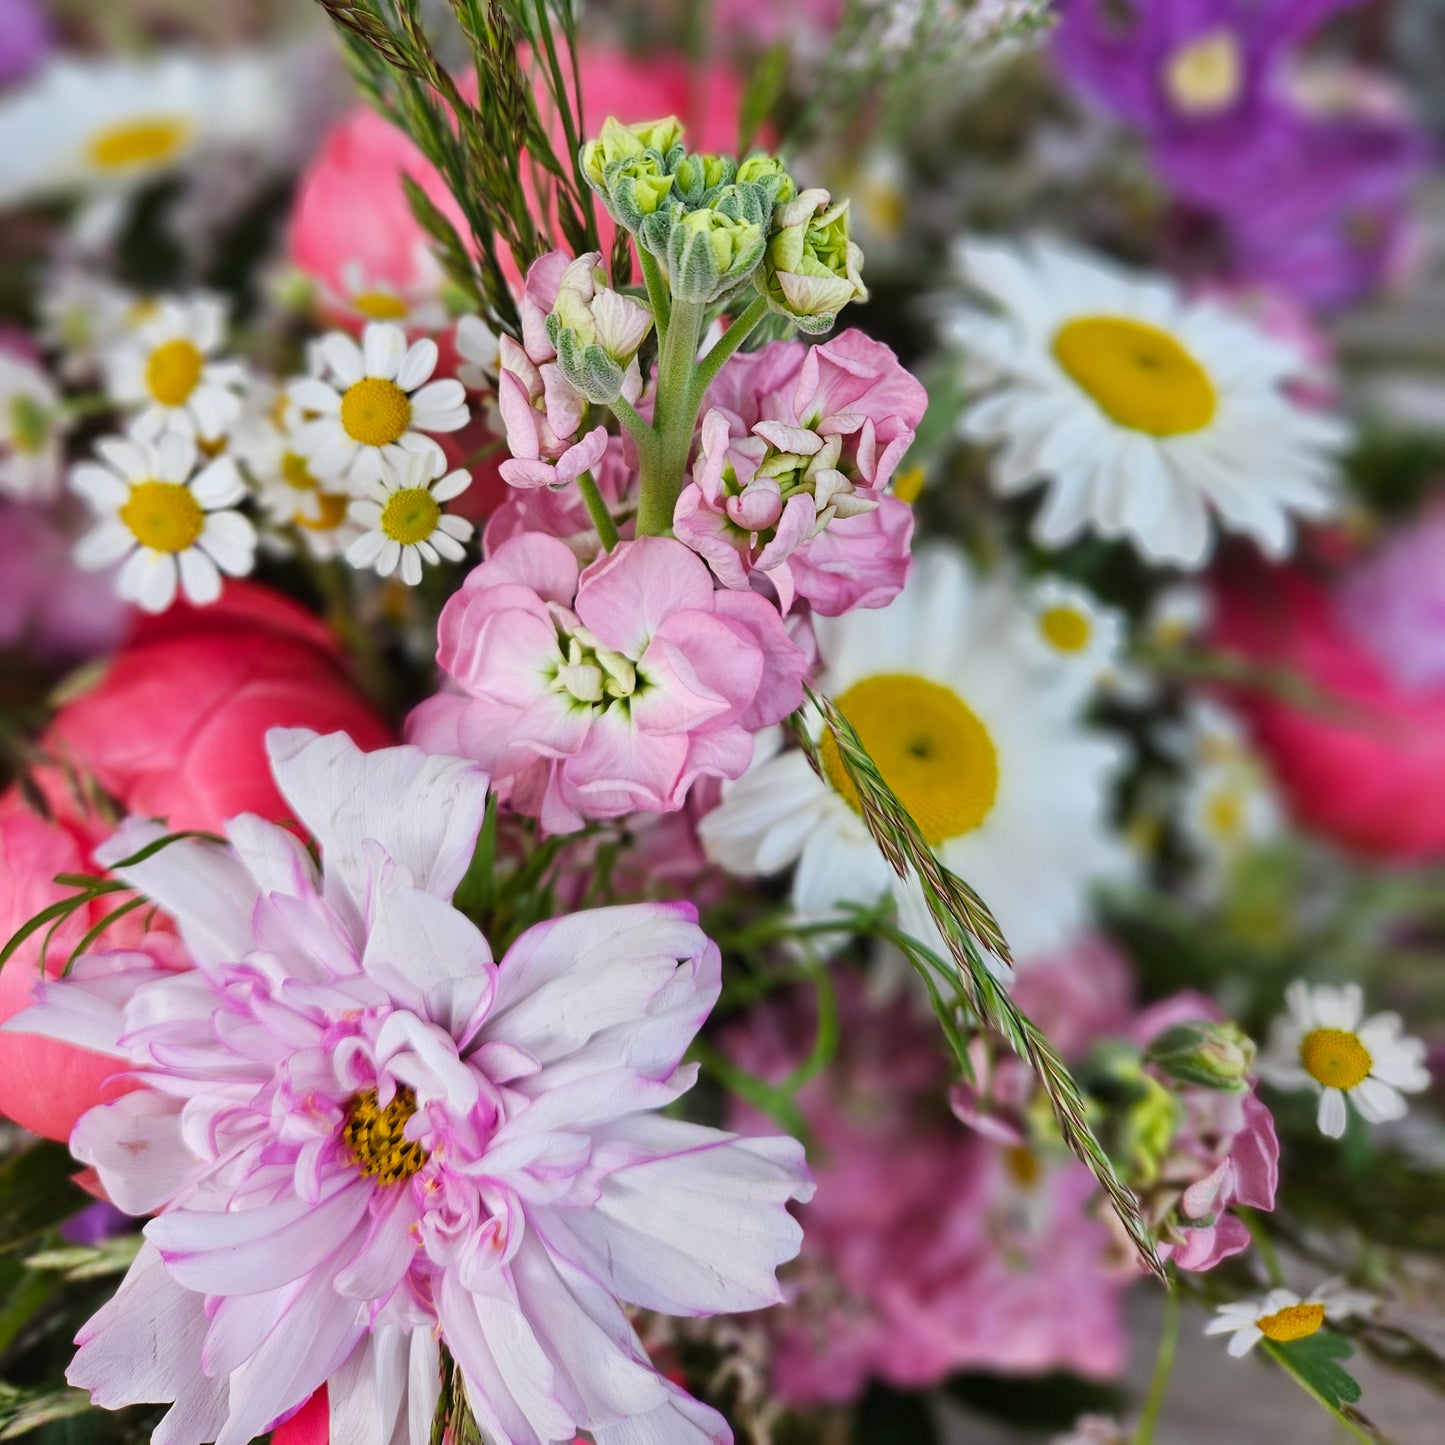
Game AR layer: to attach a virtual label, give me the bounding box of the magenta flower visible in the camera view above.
[674,331,922,615]
[13,729,811,1445]
[408,534,809,833]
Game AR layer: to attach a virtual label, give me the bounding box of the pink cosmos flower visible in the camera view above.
[11,729,811,1445]
[726,975,1128,1406]
[408,533,809,833]
[675,332,923,614]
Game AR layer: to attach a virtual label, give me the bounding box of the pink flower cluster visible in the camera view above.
[677,332,922,614]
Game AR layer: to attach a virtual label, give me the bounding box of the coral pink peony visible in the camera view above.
[1212,545,1445,860]
[408,533,808,833]
[15,729,811,1445]
[676,332,922,614]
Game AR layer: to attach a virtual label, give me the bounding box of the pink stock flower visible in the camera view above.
[726,975,1128,1406]
[12,729,811,1445]
[408,533,809,833]
[675,332,923,614]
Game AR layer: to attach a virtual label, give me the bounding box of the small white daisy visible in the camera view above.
[699,545,1131,961]
[949,236,1348,567]
[37,271,137,383]
[318,257,450,333]
[103,295,247,444]
[1020,575,1127,698]
[1144,583,1213,651]
[0,351,64,500]
[346,450,474,585]
[1205,1280,1376,1358]
[1180,757,1281,872]
[1260,982,1430,1139]
[288,322,469,489]
[71,433,256,613]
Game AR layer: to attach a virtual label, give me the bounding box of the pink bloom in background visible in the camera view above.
[676,332,922,614]
[409,533,808,833]
[0,584,390,1143]
[725,974,1128,1406]
[13,729,811,1445]
[1131,994,1279,1272]
[0,501,132,664]
[1213,545,1445,860]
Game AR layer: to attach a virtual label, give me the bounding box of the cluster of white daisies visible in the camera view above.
[7,275,493,612]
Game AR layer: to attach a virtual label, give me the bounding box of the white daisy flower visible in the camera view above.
[346,449,474,585]
[1260,982,1430,1139]
[37,271,137,383]
[232,383,361,561]
[949,236,1348,567]
[0,351,64,500]
[1144,583,1213,650]
[1180,757,1281,872]
[1205,1280,1376,1358]
[103,295,247,444]
[288,322,468,489]
[71,433,256,613]
[318,257,450,333]
[1020,576,1127,698]
[699,545,1131,962]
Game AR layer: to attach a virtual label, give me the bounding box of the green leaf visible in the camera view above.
[1263,1333,1379,1443]
[0,1384,92,1438]
[0,1144,90,1256]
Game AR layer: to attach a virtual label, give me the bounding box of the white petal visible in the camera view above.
[191,455,245,508]
[321,333,365,388]
[1352,1077,1407,1124]
[363,323,408,381]
[1317,1088,1348,1139]
[178,545,222,605]
[198,510,258,575]
[74,522,136,569]
[395,336,439,392]
[399,546,423,585]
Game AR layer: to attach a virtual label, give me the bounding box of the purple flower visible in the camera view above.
[0,0,51,87]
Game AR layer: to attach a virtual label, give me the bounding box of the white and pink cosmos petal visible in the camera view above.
[10,729,810,1445]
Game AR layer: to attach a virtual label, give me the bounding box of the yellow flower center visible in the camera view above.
[1163,30,1244,116]
[1205,786,1246,843]
[1039,604,1092,653]
[119,481,205,553]
[340,377,412,447]
[1052,316,1217,437]
[892,465,926,504]
[1255,1302,1326,1344]
[343,1086,428,1184]
[380,487,440,545]
[820,673,1000,846]
[144,339,204,408]
[281,450,320,492]
[298,492,351,532]
[1004,1145,1042,1190]
[1300,1028,1373,1092]
[84,116,194,173]
[352,289,410,321]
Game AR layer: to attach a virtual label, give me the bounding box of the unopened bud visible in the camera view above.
[1148,1021,1257,1094]
[547,253,654,405]
[761,187,867,335]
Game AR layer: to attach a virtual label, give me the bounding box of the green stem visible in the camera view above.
[575,469,619,552]
[612,395,656,457]
[1241,1207,1286,1287]
[687,293,770,412]
[636,297,707,537]
[1134,1285,1180,1445]
[639,249,672,337]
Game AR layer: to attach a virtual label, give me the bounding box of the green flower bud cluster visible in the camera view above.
[1147,1021,1257,1095]
[546,252,654,406]
[761,188,868,335]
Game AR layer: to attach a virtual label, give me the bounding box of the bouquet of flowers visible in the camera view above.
[0,1,1441,1442]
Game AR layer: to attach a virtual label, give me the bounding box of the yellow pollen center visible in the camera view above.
[340,377,412,447]
[342,1086,428,1184]
[1299,1028,1373,1091]
[352,289,410,321]
[892,465,926,504]
[1005,1145,1042,1190]
[281,451,320,492]
[1164,30,1244,116]
[1052,315,1217,436]
[119,481,204,553]
[1206,787,1246,842]
[820,674,1000,846]
[299,492,350,531]
[380,487,440,545]
[84,116,194,172]
[145,339,204,407]
[1255,1302,1326,1344]
[1039,605,1092,653]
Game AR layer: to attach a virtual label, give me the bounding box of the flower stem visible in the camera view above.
[575,469,619,552]
[639,249,672,338]
[1133,1284,1180,1445]
[687,293,770,412]
[635,297,706,537]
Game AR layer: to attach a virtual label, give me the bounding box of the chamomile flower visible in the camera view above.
[949,237,1347,567]
[699,545,1130,961]
[288,322,468,489]
[1260,982,1430,1139]
[71,433,256,613]
[0,351,63,499]
[37,271,136,382]
[318,257,450,332]
[1144,583,1213,651]
[1180,757,1281,873]
[1204,1280,1376,1358]
[346,450,473,585]
[103,295,247,444]
[1021,576,1127,697]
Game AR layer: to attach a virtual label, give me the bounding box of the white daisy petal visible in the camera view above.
[395,337,439,392]
[197,511,257,576]
[74,522,137,569]
[321,333,365,388]
[178,546,222,605]
[1317,1089,1348,1139]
